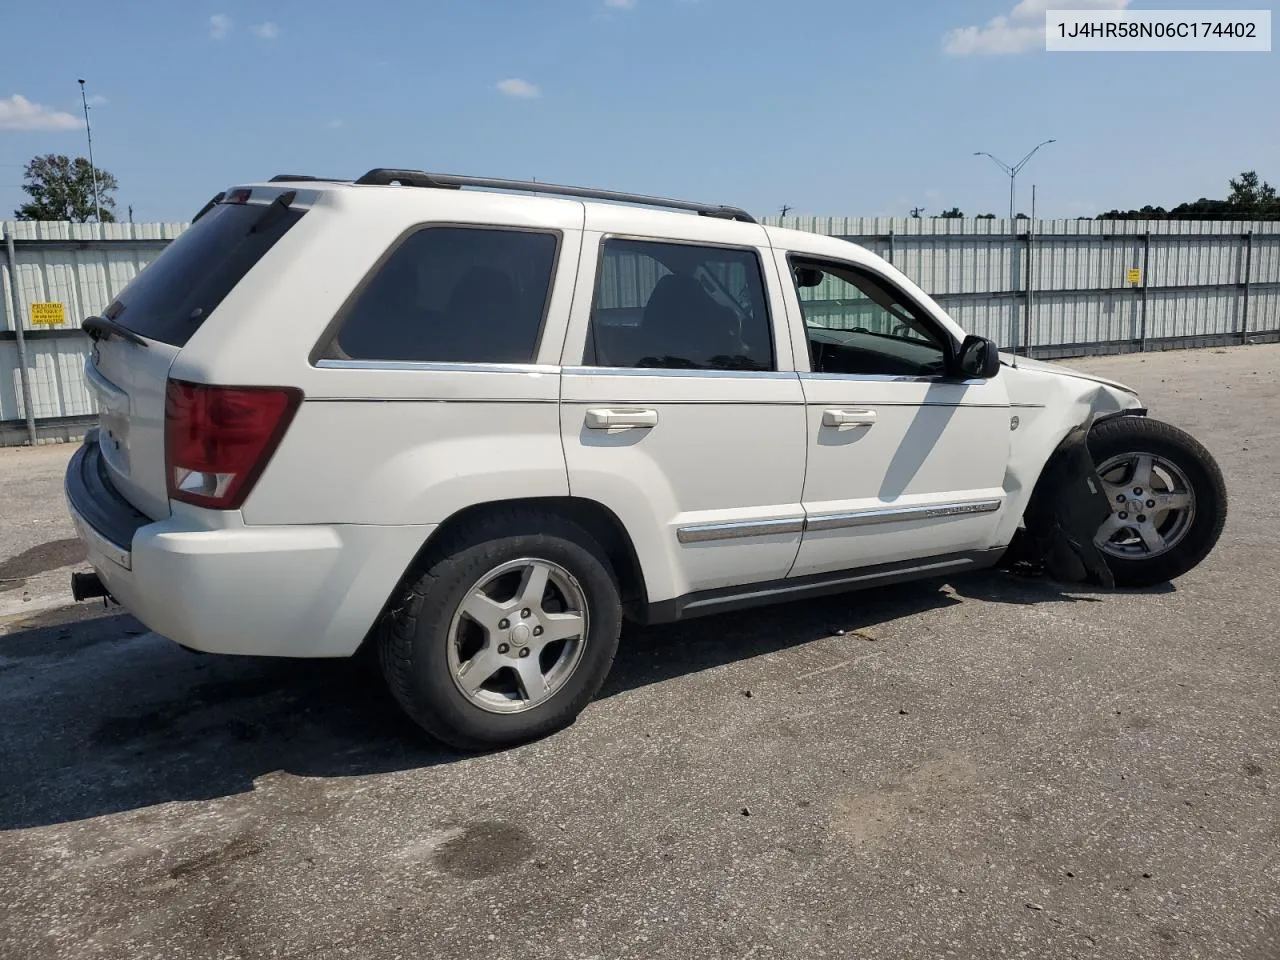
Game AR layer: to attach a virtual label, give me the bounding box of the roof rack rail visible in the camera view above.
[268,174,349,183]
[352,168,756,223]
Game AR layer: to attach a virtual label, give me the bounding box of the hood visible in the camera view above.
[999,352,1138,396]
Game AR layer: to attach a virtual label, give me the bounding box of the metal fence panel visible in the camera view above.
[3,215,1280,444]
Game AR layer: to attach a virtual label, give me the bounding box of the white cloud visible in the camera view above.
[85,94,108,107]
[0,94,82,131]
[944,0,1130,55]
[326,119,344,130]
[605,0,637,8]
[496,78,541,99]
[209,13,232,39]
[251,21,279,39]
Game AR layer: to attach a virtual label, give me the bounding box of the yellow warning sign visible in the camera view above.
[1126,268,1142,285]
[30,302,66,326]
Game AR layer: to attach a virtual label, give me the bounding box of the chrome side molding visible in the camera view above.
[676,498,1002,544]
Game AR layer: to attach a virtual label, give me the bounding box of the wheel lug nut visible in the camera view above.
[1116,494,1126,503]
[1133,487,1143,495]
[520,608,531,619]
[1119,512,1128,520]
[498,619,509,630]
[519,647,530,658]
[533,626,543,637]
[1146,499,1155,508]
[1137,515,1147,523]
[497,643,510,654]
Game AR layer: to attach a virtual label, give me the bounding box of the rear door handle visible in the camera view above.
[585,408,659,430]
[822,408,877,429]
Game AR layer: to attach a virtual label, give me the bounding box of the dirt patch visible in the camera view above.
[831,751,982,845]
[0,539,86,588]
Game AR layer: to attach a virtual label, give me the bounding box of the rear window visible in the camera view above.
[104,197,305,347]
[324,226,559,365]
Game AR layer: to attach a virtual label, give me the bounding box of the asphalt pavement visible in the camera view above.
[1,344,1277,960]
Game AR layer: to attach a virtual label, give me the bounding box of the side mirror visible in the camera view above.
[956,335,1001,379]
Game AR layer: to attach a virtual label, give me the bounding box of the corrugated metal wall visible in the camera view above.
[3,216,1279,444]
[1,221,185,433]
[764,215,1280,356]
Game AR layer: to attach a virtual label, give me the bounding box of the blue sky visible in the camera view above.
[0,0,1275,222]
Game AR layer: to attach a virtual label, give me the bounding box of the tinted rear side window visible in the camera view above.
[326,227,559,365]
[106,199,305,348]
[586,238,774,371]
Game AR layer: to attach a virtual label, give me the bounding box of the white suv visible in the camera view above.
[66,169,1227,749]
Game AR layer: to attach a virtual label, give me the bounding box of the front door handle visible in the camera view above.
[585,407,659,430]
[822,408,877,429]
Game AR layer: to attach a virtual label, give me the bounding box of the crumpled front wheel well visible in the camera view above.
[1008,408,1147,584]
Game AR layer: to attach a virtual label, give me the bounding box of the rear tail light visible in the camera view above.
[164,380,302,509]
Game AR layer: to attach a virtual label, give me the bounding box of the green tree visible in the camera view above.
[935,207,964,219]
[975,213,996,220]
[14,154,118,222]
[1097,170,1278,221]
[1227,170,1278,216]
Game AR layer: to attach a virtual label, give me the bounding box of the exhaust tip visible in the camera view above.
[71,571,110,603]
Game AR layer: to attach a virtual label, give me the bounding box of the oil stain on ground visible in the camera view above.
[168,835,269,880]
[432,821,535,879]
[0,538,86,591]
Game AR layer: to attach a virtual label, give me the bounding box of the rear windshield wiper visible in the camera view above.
[82,315,149,348]
[249,190,297,234]
[191,191,226,224]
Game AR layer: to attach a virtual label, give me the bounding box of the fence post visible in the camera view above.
[887,226,895,266]
[1140,232,1151,352]
[3,230,38,446]
[1241,229,1253,345]
[1023,224,1034,358]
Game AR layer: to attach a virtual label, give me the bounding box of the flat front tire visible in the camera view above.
[379,511,622,750]
[1087,416,1227,587]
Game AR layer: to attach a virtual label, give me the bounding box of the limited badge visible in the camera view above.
[1010,416,1021,431]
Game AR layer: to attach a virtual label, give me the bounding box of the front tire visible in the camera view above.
[378,511,622,750]
[1087,416,1227,587]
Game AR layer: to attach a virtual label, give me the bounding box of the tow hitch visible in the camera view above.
[70,571,113,603]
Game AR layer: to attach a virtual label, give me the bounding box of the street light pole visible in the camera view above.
[974,139,1056,221]
[77,79,103,224]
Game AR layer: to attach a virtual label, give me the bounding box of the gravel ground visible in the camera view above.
[0,344,1277,960]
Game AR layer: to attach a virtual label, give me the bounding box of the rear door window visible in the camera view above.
[586,238,774,371]
[105,197,305,348]
[325,227,559,365]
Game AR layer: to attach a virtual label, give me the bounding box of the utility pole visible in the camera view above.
[77,79,103,224]
[974,139,1056,221]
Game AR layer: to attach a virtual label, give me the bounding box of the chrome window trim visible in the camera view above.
[316,359,562,375]
[676,517,806,544]
[564,365,797,380]
[799,372,986,386]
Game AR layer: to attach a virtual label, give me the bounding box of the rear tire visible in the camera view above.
[378,511,622,751]
[1087,416,1226,587]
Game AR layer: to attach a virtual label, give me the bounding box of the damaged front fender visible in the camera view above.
[1007,420,1116,586]
[998,363,1148,585]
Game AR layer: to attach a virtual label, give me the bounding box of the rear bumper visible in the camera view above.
[65,435,434,658]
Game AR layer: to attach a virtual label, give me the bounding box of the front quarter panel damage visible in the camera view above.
[997,360,1145,583]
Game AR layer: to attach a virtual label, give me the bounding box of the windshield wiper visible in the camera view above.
[82,315,148,348]
[249,190,297,234]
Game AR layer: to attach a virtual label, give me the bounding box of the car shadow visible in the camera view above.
[947,568,1176,606]
[0,570,1157,830]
